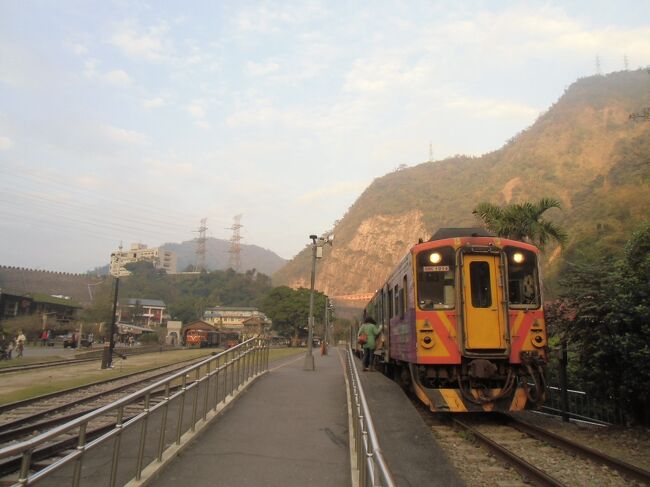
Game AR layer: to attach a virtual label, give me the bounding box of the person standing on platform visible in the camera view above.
[15,330,26,358]
[357,317,381,371]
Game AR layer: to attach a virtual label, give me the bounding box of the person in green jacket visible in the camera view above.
[357,316,381,371]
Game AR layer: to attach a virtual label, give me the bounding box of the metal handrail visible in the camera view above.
[0,337,270,486]
[345,346,396,487]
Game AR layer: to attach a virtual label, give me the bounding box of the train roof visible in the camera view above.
[429,227,495,241]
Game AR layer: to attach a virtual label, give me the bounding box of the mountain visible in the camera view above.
[273,70,650,299]
[161,238,286,276]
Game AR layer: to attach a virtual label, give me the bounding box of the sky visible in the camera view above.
[1,1,649,273]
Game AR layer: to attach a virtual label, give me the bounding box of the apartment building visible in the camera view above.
[109,243,177,277]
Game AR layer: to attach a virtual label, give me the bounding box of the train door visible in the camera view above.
[461,254,508,351]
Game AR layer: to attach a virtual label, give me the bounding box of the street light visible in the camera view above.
[304,233,333,371]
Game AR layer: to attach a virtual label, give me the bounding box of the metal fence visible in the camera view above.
[0,337,269,487]
[541,385,624,425]
[345,347,396,487]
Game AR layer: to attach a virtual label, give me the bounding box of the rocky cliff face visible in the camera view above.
[274,70,650,298]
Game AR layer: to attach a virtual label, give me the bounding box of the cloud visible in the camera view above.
[297,181,367,203]
[0,136,13,150]
[445,96,539,120]
[72,44,88,56]
[104,69,132,86]
[142,97,165,109]
[103,125,148,145]
[73,175,101,189]
[110,20,170,61]
[187,101,210,128]
[233,4,325,34]
[246,60,280,76]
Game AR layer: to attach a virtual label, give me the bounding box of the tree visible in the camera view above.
[555,222,650,424]
[473,198,567,249]
[260,286,327,339]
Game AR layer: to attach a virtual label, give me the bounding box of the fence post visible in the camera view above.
[559,339,569,422]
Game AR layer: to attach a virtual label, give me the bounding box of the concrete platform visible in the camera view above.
[147,347,464,487]
[355,357,466,487]
[149,349,351,487]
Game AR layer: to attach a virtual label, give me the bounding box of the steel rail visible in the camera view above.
[0,345,186,375]
[0,366,197,444]
[503,414,650,485]
[0,353,213,415]
[0,337,269,487]
[452,418,568,487]
[345,346,396,487]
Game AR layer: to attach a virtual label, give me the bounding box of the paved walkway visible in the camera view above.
[150,348,351,487]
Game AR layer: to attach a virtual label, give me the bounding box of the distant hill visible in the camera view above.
[273,70,650,300]
[161,238,286,276]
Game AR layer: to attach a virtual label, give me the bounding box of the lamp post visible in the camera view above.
[304,233,333,371]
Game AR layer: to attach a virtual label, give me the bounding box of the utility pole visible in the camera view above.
[227,214,243,272]
[304,233,333,371]
[101,276,120,369]
[194,218,208,272]
[428,142,434,163]
[321,296,329,356]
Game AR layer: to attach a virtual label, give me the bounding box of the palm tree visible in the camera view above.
[473,198,567,249]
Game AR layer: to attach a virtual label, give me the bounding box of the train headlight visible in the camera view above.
[429,252,442,264]
[420,334,435,349]
[512,252,525,264]
[531,334,546,348]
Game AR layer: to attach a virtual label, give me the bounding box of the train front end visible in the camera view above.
[409,233,547,412]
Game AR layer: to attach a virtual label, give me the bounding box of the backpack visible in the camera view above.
[358,332,368,345]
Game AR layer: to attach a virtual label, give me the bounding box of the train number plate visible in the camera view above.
[423,265,450,272]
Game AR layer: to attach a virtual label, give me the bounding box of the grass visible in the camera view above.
[0,354,70,368]
[0,347,305,406]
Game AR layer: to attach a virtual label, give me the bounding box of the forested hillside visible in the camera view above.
[273,70,650,297]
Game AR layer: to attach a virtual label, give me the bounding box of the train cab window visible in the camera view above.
[417,246,455,310]
[469,261,492,308]
[505,247,540,308]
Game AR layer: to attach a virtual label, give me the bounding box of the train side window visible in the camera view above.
[416,246,456,310]
[505,247,540,308]
[394,285,399,319]
[469,261,492,308]
[388,288,394,318]
[399,276,406,319]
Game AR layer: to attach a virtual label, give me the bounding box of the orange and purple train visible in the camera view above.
[358,228,548,413]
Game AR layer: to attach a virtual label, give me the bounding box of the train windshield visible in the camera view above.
[505,247,540,308]
[416,246,455,310]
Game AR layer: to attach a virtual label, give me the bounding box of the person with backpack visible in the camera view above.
[357,316,381,371]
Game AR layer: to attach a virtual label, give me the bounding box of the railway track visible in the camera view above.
[0,345,183,375]
[447,413,650,487]
[0,356,212,452]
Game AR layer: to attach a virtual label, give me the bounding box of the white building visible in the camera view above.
[109,243,177,277]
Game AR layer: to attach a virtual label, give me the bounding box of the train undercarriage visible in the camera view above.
[385,354,547,413]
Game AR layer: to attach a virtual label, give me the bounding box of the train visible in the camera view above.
[355,228,548,413]
[185,330,241,349]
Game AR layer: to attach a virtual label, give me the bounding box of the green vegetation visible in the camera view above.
[550,222,650,425]
[260,286,328,339]
[472,198,567,249]
[84,263,274,326]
